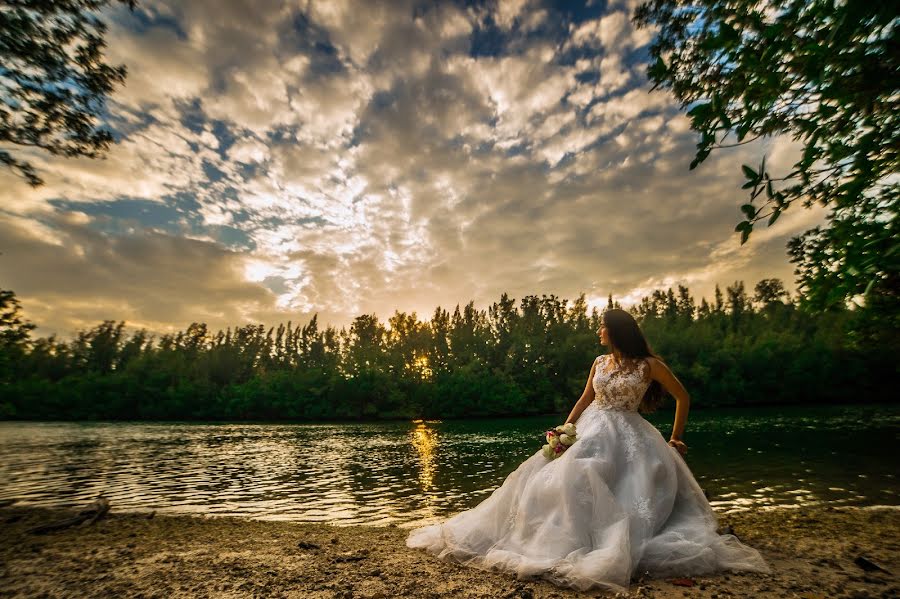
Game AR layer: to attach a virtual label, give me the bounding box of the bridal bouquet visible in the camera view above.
[541,422,577,459]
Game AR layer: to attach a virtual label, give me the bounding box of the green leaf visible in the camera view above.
[775,191,787,207]
[648,56,668,82]
[734,221,753,239]
[720,22,740,45]
[741,204,757,219]
[742,164,758,181]
[687,103,711,118]
[689,148,710,170]
[763,23,783,39]
[767,209,781,226]
[801,144,818,168]
[700,34,722,51]
[721,112,732,129]
[863,278,876,296]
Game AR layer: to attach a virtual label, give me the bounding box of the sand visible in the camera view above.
[0,504,897,598]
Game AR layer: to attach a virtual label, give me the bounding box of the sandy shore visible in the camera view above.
[0,504,897,599]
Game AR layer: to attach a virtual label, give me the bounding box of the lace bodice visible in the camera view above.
[592,354,652,412]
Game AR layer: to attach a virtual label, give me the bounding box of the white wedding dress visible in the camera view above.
[406,354,771,593]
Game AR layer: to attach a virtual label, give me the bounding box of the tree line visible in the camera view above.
[0,278,894,422]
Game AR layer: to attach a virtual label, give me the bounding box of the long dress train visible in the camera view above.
[405,354,771,593]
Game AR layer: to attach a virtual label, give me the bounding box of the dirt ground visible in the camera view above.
[0,504,897,599]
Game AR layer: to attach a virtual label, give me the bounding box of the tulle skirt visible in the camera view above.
[405,402,771,593]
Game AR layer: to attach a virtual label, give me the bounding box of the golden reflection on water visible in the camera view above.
[410,420,440,516]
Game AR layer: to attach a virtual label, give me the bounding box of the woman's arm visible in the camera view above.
[565,358,598,425]
[648,358,691,450]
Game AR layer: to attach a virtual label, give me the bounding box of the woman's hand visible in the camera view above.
[668,438,688,456]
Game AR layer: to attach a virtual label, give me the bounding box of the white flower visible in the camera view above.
[559,433,575,446]
[541,444,554,459]
[548,435,560,448]
[562,423,576,436]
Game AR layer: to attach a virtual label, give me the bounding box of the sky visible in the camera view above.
[0,0,828,337]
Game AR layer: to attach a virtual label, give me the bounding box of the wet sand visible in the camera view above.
[0,504,897,598]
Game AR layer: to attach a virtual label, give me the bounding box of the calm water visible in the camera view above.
[0,404,897,528]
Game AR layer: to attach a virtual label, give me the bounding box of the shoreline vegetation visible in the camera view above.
[1,503,897,598]
[1,282,894,423]
[1,400,897,428]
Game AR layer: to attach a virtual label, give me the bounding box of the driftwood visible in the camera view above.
[27,496,110,535]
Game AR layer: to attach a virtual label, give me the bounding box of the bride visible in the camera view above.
[406,308,771,592]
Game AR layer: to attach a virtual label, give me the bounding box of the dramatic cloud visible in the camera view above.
[0,0,827,337]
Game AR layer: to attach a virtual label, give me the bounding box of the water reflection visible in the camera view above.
[410,420,440,520]
[411,420,439,491]
[0,404,897,527]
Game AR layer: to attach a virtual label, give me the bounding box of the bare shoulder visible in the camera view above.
[645,356,671,376]
[645,356,689,398]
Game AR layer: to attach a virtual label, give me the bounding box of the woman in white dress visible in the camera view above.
[406,308,771,593]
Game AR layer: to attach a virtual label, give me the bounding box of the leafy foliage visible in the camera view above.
[634,0,899,310]
[0,289,35,393]
[788,190,899,313]
[0,284,892,421]
[0,0,135,186]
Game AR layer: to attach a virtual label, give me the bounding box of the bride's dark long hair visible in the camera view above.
[602,308,666,414]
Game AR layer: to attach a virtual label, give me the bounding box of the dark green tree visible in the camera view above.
[0,288,35,416]
[0,281,893,421]
[0,0,136,186]
[0,288,35,385]
[753,278,790,309]
[676,285,695,321]
[713,284,724,313]
[634,0,899,309]
[0,288,34,347]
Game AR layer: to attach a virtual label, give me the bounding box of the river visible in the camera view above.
[0,403,896,527]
